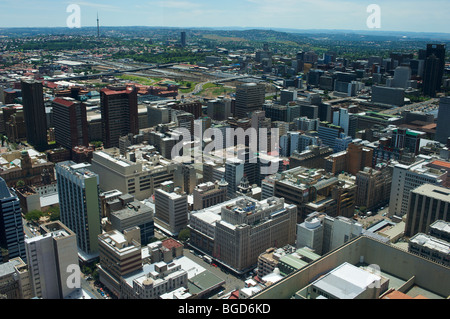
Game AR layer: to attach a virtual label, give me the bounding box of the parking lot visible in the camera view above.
[354,206,391,228]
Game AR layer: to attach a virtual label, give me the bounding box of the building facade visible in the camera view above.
[435,97,450,145]
[0,177,26,261]
[405,184,450,237]
[234,83,265,119]
[389,157,446,218]
[52,97,89,150]
[25,221,78,299]
[100,86,139,148]
[56,161,102,257]
[21,80,48,151]
[154,181,188,236]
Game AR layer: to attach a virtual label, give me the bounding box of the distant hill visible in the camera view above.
[1,26,450,42]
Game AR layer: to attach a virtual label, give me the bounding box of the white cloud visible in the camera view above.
[157,0,201,9]
[72,1,121,11]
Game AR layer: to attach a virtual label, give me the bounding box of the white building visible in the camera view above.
[296,212,363,255]
[121,262,188,299]
[25,221,79,299]
[306,262,387,299]
[154,181,188,236]
[388,156,446,218]
[90,148,179,201]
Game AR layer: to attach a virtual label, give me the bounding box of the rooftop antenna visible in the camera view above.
[97,12,100,38]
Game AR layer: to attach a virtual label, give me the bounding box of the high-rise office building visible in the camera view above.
[154,181,188,236]
[355,167,391,211]
[0,257,32,299]
[423,54,442,97]
[52,97,89,150]
[207,97,232,121]
[180,31,186,47]
[423,44,446,97]
[295,117,319,132]
[280,89,298,106]
[100,85,139,148]
[405,184,450,237]
[296,211,363,255]
[56,161,102,258]
[234,83,265,119]
[98,227,142,297]
[391,128,426,155]
[392,66,412,89]
[189,196,297,274]
[371,86,405,106]
[147,103,171,128]
[388,157,447,218]
[317,122,344,150]
[25,221,78,299]
[107,194,155,245]
[193,181,228,211]
[435,97,450,145]
[21,80,48,151]
[225,158,245,199]
[0,177,26,261]
[90,148,179,201]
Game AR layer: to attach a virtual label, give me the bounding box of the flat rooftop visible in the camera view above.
[410,233,450,255]
[312,262,381,299]
[412,184,450,202]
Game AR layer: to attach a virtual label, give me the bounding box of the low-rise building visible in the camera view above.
[408,233,450,267]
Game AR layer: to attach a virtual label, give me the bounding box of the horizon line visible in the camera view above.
[1,25,450,37]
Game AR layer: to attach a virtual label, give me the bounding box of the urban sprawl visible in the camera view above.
[0,27,449,301]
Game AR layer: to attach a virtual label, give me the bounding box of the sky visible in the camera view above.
[0,0,449,33]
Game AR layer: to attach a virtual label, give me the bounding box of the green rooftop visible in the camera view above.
[187,271,225,296]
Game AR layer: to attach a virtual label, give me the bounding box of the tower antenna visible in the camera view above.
[97,12,100,38]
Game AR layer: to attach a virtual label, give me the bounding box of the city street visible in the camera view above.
[355,207,391,228]
[182,248,246,298]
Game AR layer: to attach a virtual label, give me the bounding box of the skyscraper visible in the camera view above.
[52,97,88,150]
[426,44,446,83]
[180,31,186,47]
[100,85,139,148]
[423,44,446,97]
[435,97,450,145]
[234,83,265,119]
[225,158,245,199]
[423,54,441,97]
[0,177,26,261]
[21,80,48,151]
[56,161,102,258]
[392,66,412,89]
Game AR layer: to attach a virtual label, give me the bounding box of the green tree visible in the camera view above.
[16,180,25,187]
[90,141,103,149]
[178,228,190,242]
[48,206,60,221]
[25,210,44,222]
